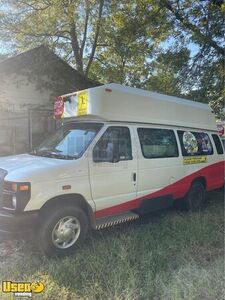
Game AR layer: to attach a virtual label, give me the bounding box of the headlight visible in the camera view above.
[4,182,30,193]
[2,181,31,213]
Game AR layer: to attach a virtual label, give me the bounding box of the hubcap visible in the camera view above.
[52,216,81,249]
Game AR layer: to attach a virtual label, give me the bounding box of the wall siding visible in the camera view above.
[0,73,55,156]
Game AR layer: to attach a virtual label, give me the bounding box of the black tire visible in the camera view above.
[37,206,88,257]
[184,181,205,211]
[219,182,225,193]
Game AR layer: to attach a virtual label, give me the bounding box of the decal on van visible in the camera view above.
[54,96,64,119]
[77,90,88,116]
[178,131,213,156]
[182,131,198,154]
[183,156,207,165]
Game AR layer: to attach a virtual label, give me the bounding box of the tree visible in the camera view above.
[0,0,106,76]
[161,0,224,56]
[0,0,171,80]
[89,1,172,85]
[157,0,225,117]
[143,48,190,96]
[0,0,224,117]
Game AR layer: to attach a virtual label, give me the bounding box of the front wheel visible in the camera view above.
[38,206,88,256]
[184,181,205,211]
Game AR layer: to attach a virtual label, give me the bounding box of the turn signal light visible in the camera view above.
[5,182,30,193]
[19,184,30,191]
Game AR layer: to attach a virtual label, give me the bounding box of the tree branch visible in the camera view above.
[19,0,51,12]
[80,1,90,58]
[162,0,224,56]
[8,27,71,40]
[85,0,104,76]
[70,22,84,74]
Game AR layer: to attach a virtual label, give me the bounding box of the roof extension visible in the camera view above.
[59,83,217,131]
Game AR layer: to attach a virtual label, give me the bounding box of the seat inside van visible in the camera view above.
[143,145,177,158]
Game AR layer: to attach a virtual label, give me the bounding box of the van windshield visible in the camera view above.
[33,122,103,159]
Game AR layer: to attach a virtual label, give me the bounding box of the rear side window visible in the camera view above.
[212,134,224,154]
[137,128,178,159]
[178,131,213,156]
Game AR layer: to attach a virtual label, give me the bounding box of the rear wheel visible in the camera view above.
[38,206,88,256]
[220,182,225,193]
[184,181,205,211]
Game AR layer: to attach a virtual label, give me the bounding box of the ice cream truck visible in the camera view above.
[0,84,224,256]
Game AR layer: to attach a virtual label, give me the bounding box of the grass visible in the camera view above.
[0,191,224,300]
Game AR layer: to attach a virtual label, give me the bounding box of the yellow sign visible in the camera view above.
[183,156,207,165]
[77,90,88,116]
[2,281,44,297]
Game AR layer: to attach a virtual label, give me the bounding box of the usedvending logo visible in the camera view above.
[2,281,44,297]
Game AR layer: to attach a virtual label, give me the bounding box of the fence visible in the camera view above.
[0,109,56,156]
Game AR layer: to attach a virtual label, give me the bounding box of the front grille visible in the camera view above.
[0,168,8,208]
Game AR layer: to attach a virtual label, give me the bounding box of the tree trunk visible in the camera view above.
[70,24,84,75]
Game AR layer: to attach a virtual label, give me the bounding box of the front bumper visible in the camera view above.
[0,210,38,239]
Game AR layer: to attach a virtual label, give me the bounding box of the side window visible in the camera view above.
[212,134,224,154]
[137,128,178,159]
[178,131,213,156]
[93,126,132,163]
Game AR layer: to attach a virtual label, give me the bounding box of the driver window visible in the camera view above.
[93,126,132,163]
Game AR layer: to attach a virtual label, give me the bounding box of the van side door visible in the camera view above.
[88,125,138,218]
[135,126,184,208]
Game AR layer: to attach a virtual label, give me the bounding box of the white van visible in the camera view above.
[0,84,224,256]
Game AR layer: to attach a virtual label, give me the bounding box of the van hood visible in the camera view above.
[0,154,77,182]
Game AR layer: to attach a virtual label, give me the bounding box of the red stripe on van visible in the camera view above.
[95,161,224,219]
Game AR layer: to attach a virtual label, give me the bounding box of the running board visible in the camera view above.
[95,211,139,230]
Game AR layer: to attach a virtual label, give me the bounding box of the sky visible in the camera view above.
[0,41,10,55]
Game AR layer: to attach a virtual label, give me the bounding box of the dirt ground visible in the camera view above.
[0,238,31,271]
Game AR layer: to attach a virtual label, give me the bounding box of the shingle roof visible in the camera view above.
[0,45,100,92]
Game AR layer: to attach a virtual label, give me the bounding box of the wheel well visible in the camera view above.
[191,177,207,189]
[39,194,95,227]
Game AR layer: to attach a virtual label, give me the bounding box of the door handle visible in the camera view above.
[132,172,137,182]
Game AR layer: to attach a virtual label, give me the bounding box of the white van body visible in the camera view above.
[0,84,224,255]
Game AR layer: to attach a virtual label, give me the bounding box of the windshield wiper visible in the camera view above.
[51,153,78,160]
[31,149,77,160]
[31,147,62,154]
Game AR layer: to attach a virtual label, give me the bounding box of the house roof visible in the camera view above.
[0,45,100,92]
